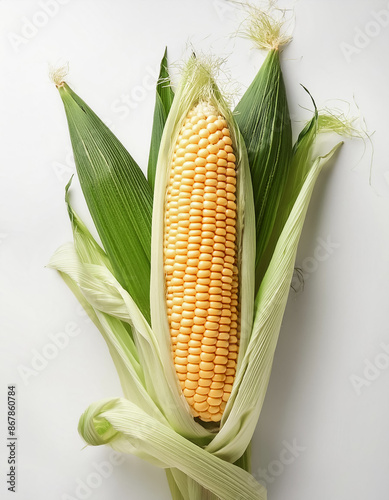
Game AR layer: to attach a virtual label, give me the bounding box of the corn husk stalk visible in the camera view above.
[49,10,359,500]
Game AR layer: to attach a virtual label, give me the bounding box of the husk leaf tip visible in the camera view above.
[49,63,69,88]
[237,1,293,51]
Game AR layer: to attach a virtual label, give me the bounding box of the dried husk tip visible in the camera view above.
[49,63,69,88]
[237,1,293,51]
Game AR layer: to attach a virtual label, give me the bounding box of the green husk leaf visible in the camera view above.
[148,48,175,192]
[207,143,343,462]
[64,178,141,345]
[150,56,256,416]
[256,94,360,283]
[57,82,153,322]
[64,176,113,271]
[78,397,267,500]
[235,48,292,293]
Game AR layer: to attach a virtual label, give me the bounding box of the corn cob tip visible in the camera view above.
[179,55,234,111]
[49,63,69,88]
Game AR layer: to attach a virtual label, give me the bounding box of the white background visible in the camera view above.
[1,0,388,499]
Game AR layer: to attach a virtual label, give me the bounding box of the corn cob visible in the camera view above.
[164,102,239,423]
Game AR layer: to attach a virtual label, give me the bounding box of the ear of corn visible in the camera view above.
[57,83,153,323]
[150,57,255,425]
[148,48,175,192]
[164,102,239,422]
[49,4,360,499]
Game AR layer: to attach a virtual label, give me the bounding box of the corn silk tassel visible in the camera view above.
[49,7,360,500]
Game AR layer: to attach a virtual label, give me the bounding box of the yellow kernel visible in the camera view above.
[185,380,198,390]
[200,361,214,371]
[200,352,214,362]
[198,378,212,387]
[192,326,204,336]
[203,337,217,346]
[207,122,218,134]
[207,144,219,154]
[195,156,207,167]
[185,152,198,162]
[205,321,219,330]
[207,154,218,164]
[193,393,207,403]
[198,261,212,270]
[207,397,222,406]
[209,133,219,144]
[201,344,216,353]
[214,356,229,366]
[206,115,217,123]
[188,135,200,144]
[187,363,200,373]
[188,353,200,363]
[204,192,217,202]
[217,158,228,167]
[196,386,209,396]
[203,200,216,210]
[194,401,208,412]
